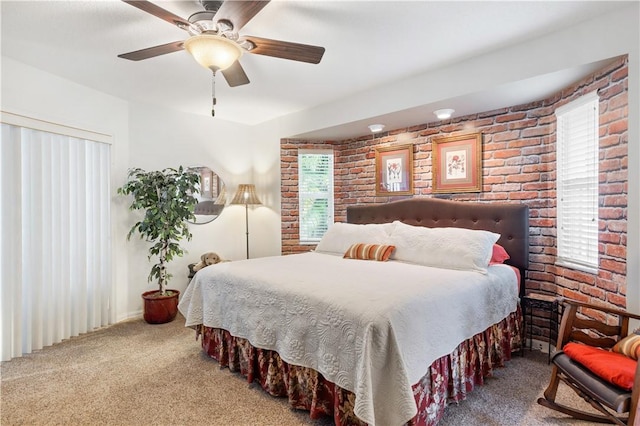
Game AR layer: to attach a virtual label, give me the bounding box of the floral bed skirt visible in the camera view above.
[197,306,522,426]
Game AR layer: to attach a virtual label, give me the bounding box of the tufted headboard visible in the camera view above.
[346,198,529,293]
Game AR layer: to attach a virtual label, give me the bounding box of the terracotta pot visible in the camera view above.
[142,289,180,324]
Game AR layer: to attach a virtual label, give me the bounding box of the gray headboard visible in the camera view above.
[346,198,529,293]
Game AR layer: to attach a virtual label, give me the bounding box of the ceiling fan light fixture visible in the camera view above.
[184,34,243,72]
[434,108,455,120]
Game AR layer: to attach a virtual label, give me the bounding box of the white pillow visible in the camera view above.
[315,222,394,255]
[389,221,500,273]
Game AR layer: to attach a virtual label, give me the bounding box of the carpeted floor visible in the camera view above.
[1,314,604,425]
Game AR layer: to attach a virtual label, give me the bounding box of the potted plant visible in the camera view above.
[118,166,200,324]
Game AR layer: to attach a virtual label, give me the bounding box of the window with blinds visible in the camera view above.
[1,114,112,361]
[298,149,334,244]
[556,91,599,273]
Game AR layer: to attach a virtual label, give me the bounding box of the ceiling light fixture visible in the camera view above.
[184,34,242,72]
[368,124,385,133]
[434,108,455,120]
[184,34,243,117]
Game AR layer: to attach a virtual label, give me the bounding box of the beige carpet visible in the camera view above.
[1,314,605,425]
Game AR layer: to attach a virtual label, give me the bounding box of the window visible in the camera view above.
[556,91,599,273]
[298,149,334,244]
[1,113,112,361]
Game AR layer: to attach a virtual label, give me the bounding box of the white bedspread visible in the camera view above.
[178,252,518,425]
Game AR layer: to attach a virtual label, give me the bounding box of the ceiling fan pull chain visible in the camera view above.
[211,71,217,117]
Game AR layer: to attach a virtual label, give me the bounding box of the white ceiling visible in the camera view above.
[0,0,630,140]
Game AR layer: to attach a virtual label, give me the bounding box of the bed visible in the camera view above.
[179,197,529,425]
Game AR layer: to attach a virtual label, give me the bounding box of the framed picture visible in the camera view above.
[432,133,482,193]
[375,144,414,196]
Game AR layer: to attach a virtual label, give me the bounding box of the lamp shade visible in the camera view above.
[213,186,227,205]
[230,184,262,205]
[184,34,243,72]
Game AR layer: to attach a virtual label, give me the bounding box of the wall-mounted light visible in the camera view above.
[368,124,385,133]
[434,109,455,120]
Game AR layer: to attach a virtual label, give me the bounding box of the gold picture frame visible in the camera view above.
[375,144,414,196]
[432,133,483,193]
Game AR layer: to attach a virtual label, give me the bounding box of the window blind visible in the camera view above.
[298,150,334,243]
[0,121,112,361]
[556,91,599,272]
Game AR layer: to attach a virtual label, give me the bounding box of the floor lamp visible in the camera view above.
[230,184,262,259]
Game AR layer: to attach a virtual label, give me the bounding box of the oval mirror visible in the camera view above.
[188,166,226,225]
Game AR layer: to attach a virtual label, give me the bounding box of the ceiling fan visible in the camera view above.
[118,0,325,114]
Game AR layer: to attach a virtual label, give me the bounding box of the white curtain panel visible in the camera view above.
[1,123,112,361]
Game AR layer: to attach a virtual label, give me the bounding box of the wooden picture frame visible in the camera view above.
[375,144,414,196]
[432,133,483,193]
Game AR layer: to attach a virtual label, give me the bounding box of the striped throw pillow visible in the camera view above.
[613,332,640,360]
[343,243,395,261]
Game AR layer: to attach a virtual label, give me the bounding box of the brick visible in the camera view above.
[602,195,627,207]
[521,125,552,138]
[509,191,539,200]
[600,208,625,220]
[560,289,589,302]
[606,292,626,308]
[508,119,539,130]
[495,112,527,123]
[608,120,627,135]
[492,131,521,142]
[605,244,626,259]
[598,81,625,100]
[600,258,626,274]
[610,65,628,82]
[580,284,605,299]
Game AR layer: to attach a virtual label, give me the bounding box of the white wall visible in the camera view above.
[125,102,255,318]
[251,4,640,315]
[1,56,131,322]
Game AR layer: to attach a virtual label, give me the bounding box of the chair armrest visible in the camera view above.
[557,298,640,322]
[554,298,640,352]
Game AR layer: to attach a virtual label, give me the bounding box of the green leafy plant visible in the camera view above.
[118,166,200,295]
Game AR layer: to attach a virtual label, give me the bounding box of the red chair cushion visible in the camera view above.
[563,342,637,391]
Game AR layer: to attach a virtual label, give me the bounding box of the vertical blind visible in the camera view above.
[1,121,112,361]
[298,150,334,243]
[556,91,599,271]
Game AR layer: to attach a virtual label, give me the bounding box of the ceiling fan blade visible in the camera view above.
[243,36,325,64]
[121,0,191,29]
[214,1,270,31]
[221,61,250,87]
[118,41,184,61]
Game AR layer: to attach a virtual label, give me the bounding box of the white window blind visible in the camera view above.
[1,119,112,361]
[298,149,334,244]
[556,91,599,272]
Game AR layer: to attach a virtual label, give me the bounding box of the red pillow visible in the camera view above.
[490,244,510,265]
[563,342,637,390]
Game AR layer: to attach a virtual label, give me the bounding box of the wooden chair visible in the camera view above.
[537,298,640,425]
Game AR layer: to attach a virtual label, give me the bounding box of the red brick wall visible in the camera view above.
[281,56,628,312]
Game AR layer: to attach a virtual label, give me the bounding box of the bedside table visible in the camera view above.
[522,292,562,364]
